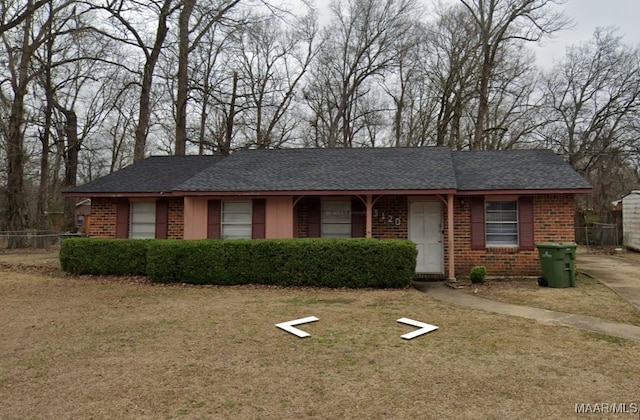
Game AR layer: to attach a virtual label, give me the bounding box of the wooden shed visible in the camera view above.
[622,191,640,251]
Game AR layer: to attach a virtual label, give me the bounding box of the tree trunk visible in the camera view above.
[222,71,237,155]
[36,11,54,246]
[61,108,80,231]
[472,49,492,150]
[6,97,28,248]
[36,31,54,246]
[5,3,34,248]
[133,0,173,162]
[175,0,195,155]
[394,95,404,148]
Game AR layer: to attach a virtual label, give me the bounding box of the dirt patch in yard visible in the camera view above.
[1,267,639,419]
[0,248,60,272]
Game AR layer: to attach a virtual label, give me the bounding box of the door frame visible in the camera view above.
[408,198,444,274]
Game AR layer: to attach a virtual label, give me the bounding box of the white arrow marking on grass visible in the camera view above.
[276,316,319,338]
[397,317,438,340]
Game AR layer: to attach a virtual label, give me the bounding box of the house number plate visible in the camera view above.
[373,209,401,226]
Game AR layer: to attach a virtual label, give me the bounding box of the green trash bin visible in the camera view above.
[535,242,577,288]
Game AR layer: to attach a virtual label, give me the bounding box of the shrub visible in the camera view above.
[146,240,230,284]
[147,238,417,288]
[469,266,487,284]
[60,238,152,276]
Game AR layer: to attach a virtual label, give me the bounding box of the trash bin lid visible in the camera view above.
[535,242,577,249]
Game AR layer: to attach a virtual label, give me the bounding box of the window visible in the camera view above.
[222,201,252,239]
[485,201,518,246]
[130,201,156,239]
[321,200,351,238]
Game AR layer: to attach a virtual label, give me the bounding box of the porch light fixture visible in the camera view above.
[459,198,465,208]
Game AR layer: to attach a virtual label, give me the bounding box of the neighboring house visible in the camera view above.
[64,147,592,279]
[623,191,640,251]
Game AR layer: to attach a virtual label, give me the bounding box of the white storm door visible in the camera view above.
[409,202,443,274]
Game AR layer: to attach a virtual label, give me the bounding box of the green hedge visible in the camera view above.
[60,238,417,288]
[60,238,152,275]
[146,238,417,288]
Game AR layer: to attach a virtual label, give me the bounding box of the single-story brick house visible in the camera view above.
[64,147,591,279]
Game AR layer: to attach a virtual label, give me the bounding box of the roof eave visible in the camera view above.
[171,189,459,196]
[456,188,593,196]
[64,188,593,198]
[62,191,175,197]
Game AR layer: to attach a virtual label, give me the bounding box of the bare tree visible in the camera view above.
[304,0,419,148]
[424,5,479,149]
[0,0,77,245]
[175,0,241,155]
[482,43,542,150]
[540,28,640,216]
[459,0,569,149]
[89,0,181,162]
[230,9,318,149]
[0,0,51,36]
[378,22,433,147]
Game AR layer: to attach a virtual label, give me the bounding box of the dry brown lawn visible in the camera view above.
[456,244,640,326]
[0,251,639,419]
[458,275,640,327]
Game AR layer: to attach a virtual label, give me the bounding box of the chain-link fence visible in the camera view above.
[575,223,621,247]
[0,231,83,248]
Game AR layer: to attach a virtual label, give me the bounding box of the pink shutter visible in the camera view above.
[470,197,485,250]
[307,197,321,238]
[518,196,534,250]
[155,199,169,239]
[115,199,130,238]
[207,200,221,239]
[252,199,266,239]
[351,197,366,238]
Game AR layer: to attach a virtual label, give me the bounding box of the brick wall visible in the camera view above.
[372,196,408,239]
[295,197,310,238]
[167,198,184,239]
[88,198,118,238]
[88,197,185,239]
[452,194,575,277]
[91,193,577,278]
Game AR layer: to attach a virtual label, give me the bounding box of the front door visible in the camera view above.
[409,201,443,274]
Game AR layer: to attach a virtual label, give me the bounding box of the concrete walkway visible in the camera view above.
[413,281,640,342]
[576,253,640,310]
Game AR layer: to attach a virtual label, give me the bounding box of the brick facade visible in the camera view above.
[295,197,310,238]
[167,198,184,239]
[294,194,575,277]
[88,198,118,238]
[452,194,575,277]
[294,196,409,239]
[90,193,576,277]
[372,196,408,239]
[88,197,184,239]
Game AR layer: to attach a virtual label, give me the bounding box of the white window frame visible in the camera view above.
[130,201,156,239]
[221,201,252,239]
[321,199,351,238]
[485,200,518,247]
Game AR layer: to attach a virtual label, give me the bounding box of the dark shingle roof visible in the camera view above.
[67,155,225,194]
[67,147,592,195]
[176,147,457,192]
[452,149,592,191]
